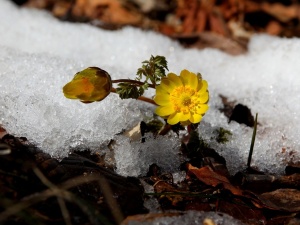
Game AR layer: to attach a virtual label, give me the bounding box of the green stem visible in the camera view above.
[247,113,258,168]
[112,79,155,89]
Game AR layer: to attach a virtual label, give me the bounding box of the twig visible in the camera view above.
[57,197,72,225]
[247,113,258,168]
[0,174,113,225]
[33,168,72,225]
[97,175,124,225]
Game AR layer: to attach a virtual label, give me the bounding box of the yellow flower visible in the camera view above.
[154,69,209,125]
[63,67,112,103]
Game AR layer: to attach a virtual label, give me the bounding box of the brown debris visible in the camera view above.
[259,189,300,212]
[187,164,243,196]
[72,0,143,25]
[0,134,146,224]
[122,212,183,224]
[19,0,300,55]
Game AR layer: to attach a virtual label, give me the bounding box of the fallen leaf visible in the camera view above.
[73,0,142,25]
[208,11,228,36]
[153,180,185,207]
[259,189,300,212]
[261,3,298,23]
[187,164,243,196]
[122,212,183,224]
[265,20,282,35]
[217,199,266,224]
[173,32,247,55]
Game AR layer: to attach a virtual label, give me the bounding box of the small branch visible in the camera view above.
[33,168,72,225]
[112,79,155,89]
[57,197,72,225]
[97,175,124,225]
[137,96,157,105]
[0,174,112,225]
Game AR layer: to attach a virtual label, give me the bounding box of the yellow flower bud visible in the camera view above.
[63,67,112,103]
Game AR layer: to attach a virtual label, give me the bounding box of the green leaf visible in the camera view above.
[116,83,141,99]
[115,55,169,100]
[135,55,168,85]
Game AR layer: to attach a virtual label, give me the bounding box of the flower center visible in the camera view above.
[182,96,191,106]
[170,86,198,113]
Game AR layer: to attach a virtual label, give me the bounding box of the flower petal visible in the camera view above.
[63,82,79,99]
[180,70,198,89]
[179,112,191,121]
[167,112,181,125]
[179,69,190,86]
[168,73,183,87]
[190,113,203,123]
[189,72,198,90]
[155,105,175,116]
[197,104,209,115]
[154,94,171,106]
[90,89,110,101]
[167,112,191,125]
[199,91,209,103]
[160,77,178,93]
[63,79,94,99]
[155,85,168,95]
[63,67,112,102]
[198,80,208,93]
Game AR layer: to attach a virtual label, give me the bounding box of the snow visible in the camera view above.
[1,0,300,175]
[114,133,182,177]
[124,211,245,225]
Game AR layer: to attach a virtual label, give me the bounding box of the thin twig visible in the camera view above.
[247,113,258,168]
[33,168,72,225]
[0,174,113,225]
[57,197,72,225]
[97,175,124,225]
[137,95,157,105]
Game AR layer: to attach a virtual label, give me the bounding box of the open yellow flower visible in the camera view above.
[154,69,209,125]
[63,67,112,103]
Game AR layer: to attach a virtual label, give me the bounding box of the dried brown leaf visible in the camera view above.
[259,189,300,212]
[217,199,266,225]
[187,164,243,196]
[261,3,298,23]
[73,0,142,25]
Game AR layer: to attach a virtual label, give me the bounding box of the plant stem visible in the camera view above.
[112,79,155,89]
[247,113,258,168]
[110,88,157,106]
